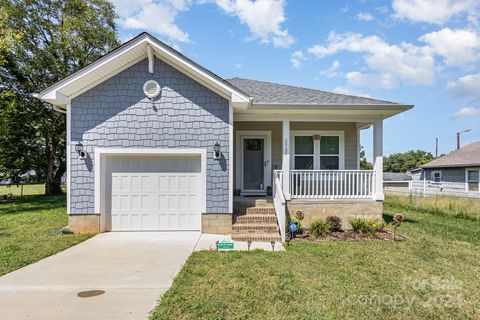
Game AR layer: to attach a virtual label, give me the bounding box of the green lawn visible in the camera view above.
[0,184,47,197]
[0,194,92,276]
[151,197,480,320]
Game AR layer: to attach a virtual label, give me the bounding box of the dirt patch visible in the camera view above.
[292,230,406,242]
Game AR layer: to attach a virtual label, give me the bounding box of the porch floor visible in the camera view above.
[233,196,274,208]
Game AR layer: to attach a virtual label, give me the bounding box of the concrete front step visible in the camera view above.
[232,223,279,233]
[233,207,276,215]
[233,214,277,224]
[231,233,282,242]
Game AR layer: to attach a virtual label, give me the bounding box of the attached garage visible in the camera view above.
[96,149,206,232]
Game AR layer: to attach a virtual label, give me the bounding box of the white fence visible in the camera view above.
[290,170,375,200]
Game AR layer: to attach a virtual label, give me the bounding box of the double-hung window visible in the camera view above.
[466,169,479,192]
[294,136,314,169]
[319,136,340,169]
[293,132,343,170]
[432,170,442,183]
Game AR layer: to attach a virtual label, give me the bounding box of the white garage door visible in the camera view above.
[107,155,203,231]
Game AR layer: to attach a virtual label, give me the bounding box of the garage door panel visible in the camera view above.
[110,171,202,231]
[189,175,200,189]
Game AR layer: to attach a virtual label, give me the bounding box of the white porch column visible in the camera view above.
[282,120,291,198]
[373,119,384,201]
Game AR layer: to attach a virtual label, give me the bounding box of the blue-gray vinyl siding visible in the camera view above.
[70,58,230,214]
[411,168,480,198]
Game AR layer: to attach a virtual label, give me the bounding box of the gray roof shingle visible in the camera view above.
[383,172,412,181]
[422,141,480,168]
[226,77,404,106]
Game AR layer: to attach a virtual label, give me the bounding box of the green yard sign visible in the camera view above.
[216,240,234,251]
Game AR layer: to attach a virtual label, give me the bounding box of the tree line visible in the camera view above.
[360,148,434,172]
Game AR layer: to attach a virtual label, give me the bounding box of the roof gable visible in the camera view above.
[422,141,480,168]
[36,33,251,109]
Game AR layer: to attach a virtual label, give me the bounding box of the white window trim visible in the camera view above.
[431,170,442,183]
[465,167,480,193]
[290,130,345,170]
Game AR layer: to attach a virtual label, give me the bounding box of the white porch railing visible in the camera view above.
[273,170,286,242]
[290,170,376,200]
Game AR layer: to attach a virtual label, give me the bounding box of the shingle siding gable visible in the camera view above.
[70,57,230,214]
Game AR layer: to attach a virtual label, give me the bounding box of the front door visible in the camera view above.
[243,138,265,191]
[236,131,272,195]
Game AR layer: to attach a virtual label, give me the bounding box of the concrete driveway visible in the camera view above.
[0,232,200,320]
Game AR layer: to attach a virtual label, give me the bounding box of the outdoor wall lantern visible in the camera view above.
[213,142,221,160]
[75,142,86,160]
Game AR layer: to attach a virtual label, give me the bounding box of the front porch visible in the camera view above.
[233,120,384,201]
[232,119,384,242]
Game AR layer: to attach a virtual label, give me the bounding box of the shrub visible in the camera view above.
[349,217,385,235]
[326,216,342,231]
[349,218,365,233]
[310,219,330,238]
[366,218,386,232]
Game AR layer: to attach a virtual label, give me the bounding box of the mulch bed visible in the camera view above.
[292,229,406,242]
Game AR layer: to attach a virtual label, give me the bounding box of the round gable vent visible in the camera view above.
[143,80,161,99]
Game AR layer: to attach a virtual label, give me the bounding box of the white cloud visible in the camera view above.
[306,28,480,89]
[308,32,435,88]
[447,73,480,98]
[332,86,371,98]
[448,74,480,115]
[113,0,294,47]
[356,12,374,22]
[112,0,192,42]
[214,0,294,48]
[345,71,397,89]
[392,0,479,25]
[420,28,480,67]
[290,50,306,69]
[319,60,341,78]
[375,5,389,14]
[453,107,480,118]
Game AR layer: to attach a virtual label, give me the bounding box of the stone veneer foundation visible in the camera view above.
[202,213,232,235]
[287,201,383,227]
[68,214,100,234]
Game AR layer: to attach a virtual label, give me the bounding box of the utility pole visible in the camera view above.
[457,129,471,149]
[435,137,438,158]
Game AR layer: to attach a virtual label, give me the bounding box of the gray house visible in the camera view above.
[36,33,412,242]
[383,172,412,194]
[411,141,480,198]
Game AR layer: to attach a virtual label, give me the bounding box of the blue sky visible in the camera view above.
[111,0,480,160]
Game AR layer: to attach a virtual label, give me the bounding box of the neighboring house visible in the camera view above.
[383,172,412,194]
[411,142,480,198]
[36,32,412,241]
